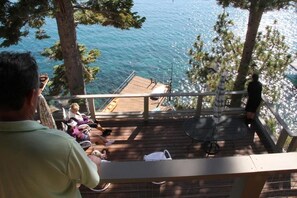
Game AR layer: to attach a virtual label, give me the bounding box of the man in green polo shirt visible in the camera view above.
[0,52,100,197]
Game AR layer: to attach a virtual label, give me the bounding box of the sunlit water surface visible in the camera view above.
[0,0,296,132]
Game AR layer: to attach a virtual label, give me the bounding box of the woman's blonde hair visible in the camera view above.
[70,103,80,111]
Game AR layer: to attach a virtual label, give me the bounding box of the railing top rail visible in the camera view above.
[100,152,297,183]
[261,96,295,137]
[45,91,294,137]
[45,90,247,100]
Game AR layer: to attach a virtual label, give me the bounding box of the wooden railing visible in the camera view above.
[46,90,297,152]
[47,90,246,119]
[100,152,297,198]
[46,91,297,196]
[256,97,297,152]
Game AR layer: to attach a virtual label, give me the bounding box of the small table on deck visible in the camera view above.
[183,116,248,154]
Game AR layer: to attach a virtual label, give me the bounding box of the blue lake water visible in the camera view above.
[0,0,296,94]
[0,0,296,132]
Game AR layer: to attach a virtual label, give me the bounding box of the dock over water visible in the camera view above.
[102,75,169,112]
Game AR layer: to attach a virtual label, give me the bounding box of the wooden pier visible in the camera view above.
[102,76,169,113]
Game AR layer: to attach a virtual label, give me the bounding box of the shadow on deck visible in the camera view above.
[80,116,272,197]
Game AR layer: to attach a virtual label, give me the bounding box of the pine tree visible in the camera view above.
[41,42,100,96]
[0,0,145,111]
[188,12,296,105]
[216,0,295,106]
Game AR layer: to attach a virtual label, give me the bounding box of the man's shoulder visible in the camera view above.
[39,127,75,141]
[18,121,76,144]
[33,127,82,156]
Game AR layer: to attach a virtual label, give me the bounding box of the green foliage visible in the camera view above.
[0,1,50,47]
[74,0,145,29]
[0,0,145,47]
[188,12,296,102]
[217,0,250,9]
[41,42,64,60]
[215,0,295,107]
[0,0,145,103]
[265,117,277,135]
[41,42,100,96]
[216,0,293,12]
[188,12,243,92]
[253,21,296,101]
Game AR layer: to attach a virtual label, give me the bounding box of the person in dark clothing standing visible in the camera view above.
[245,73,262,126]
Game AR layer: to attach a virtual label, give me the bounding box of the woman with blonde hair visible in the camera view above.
[69,103,112,136]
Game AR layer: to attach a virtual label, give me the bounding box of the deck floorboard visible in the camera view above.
[81,117,271,197]
[80,76,294,197]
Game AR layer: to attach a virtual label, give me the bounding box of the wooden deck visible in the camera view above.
[78,76,297,197]
[44,74,296,197]
[102,76,169,112]
[80,116,275,197]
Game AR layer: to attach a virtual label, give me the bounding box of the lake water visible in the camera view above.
[1,0,296,94]
[1,0,296,131]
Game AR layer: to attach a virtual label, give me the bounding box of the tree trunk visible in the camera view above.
[54,0,89,112]
[230,0,264,107]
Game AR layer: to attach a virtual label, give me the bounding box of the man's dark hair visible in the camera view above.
[0,52,39,111]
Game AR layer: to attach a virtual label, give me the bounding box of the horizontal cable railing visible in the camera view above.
[99,152,297,198]
[256,96,297,152]
[46,90,296,152]
[46,90,246,119]
[45,91,297,197]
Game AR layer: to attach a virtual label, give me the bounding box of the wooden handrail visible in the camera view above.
[261,96,293,136]
[45,90,296,151]
[256,96,297,152]
[44,91,297,196]
[100,152,297,183]
[46,91,246,120]
[100,153,297,197]
[45,90,247,100]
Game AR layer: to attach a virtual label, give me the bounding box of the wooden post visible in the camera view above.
[276,128,288,152]
[88,98,96,120]
[144,97,149,121]
[287,137,297,152]
[230,173,267,198]
[195,95,203,118]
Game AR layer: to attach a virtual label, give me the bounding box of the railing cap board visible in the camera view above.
[100,153,297,183]
[45,90,247,100]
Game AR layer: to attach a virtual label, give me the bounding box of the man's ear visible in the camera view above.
[25,89,39,109]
